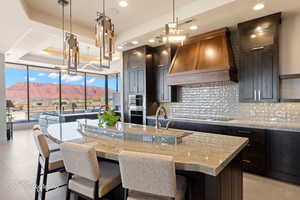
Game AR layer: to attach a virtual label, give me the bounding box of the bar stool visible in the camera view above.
[119,151,187,200]
[61,142,121,200]
[33,125,60,153]
[33,130,66,200]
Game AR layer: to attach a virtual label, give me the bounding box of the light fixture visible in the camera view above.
[190,25,198,30]
[117,45,124,50]
[162,0,186,45]
[251,34,257,39]
[95,0,115,69]
[59,0,80,74]
[253,3,265,11]
[131,41,139,45]
[148,39,155,43]
[119,0,128,7]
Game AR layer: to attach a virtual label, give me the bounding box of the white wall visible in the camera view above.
[0,54,6,143]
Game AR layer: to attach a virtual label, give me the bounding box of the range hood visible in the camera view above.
[166,28,237,85]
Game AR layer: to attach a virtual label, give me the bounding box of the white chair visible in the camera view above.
[33,130,65,200]
[33,125,60,153]
[119,151,187,200]
[61,142,121,200]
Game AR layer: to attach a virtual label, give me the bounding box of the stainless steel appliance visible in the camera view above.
[128,95,144,124]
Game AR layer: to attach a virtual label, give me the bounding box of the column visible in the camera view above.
[0,54,6,144]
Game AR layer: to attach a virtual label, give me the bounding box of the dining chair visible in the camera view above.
[61,142,121,200]
[119,151,187,200]
[33,130,66,200]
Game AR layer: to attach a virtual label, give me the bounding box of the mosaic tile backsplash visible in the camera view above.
[163,81,300,123]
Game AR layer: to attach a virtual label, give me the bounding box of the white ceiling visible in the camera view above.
[1,0,300,74]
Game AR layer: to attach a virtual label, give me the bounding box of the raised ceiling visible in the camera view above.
[24,0,197,34]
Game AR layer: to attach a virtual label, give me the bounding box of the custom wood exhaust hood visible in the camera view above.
[166,28,237,85]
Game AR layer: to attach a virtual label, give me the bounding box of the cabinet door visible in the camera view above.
[156,67,164,101]
[128,69,137,94]
[269,131,300,178]
[257,48,279,102]
[239,51,258,102]
[136,69,145,94]
[163,66,170,102]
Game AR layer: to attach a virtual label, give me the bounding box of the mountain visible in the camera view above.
[6,82,114,100]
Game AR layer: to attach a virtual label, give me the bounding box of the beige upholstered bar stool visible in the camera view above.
[33,130,65,200]
[61,142,121,200]
[33,125,60,153]
[119,151,187,200]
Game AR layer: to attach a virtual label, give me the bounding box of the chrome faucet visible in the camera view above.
[155,105,168,129]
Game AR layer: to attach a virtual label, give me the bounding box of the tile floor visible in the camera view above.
[1,129,300,200]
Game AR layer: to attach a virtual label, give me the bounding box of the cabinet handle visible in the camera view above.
[251,46,264,51]
[243,159,252,164]
[237,130,252,134]
[258,90,261,101]
[254,90,257,101]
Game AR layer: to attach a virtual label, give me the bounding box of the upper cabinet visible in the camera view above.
[153,45,177,103]
[238,13,281,103]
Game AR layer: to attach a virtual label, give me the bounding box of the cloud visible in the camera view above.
[61,74,83,83]
[48,73,59,79]
[38,73,45,77]
[87,78,96,84]
[29,77,36,81]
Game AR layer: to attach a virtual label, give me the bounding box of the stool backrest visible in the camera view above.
[33,130,50,158]
[61,142,100,182]
[119,151,176,198]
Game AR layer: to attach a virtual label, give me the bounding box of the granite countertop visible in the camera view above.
[147,116,300,132]
[46,121,248,176]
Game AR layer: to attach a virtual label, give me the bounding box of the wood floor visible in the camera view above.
[1,129,300,200]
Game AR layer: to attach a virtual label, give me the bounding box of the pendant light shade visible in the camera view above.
[95,0,115,68]
[162,0,186,44]
[58,0,80,74]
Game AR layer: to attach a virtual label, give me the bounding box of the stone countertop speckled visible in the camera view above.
[146,116,300,132]
[46,121,248,176]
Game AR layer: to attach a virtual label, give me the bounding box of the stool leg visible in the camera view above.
[124,188,128,200]
[66,173,72,200]
[35,157,41,200]
[41,158,49,200]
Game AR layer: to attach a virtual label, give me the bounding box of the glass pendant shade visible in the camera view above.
[65,32,80,74]
[95,0,115,69]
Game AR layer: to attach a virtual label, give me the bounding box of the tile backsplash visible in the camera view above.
[163,81,300,123]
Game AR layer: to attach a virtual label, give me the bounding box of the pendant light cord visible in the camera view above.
[173,0,175,23]
[62,1,65,65]
[70,0,72,34]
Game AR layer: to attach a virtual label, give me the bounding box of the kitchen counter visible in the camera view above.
[46,120,248,176]
[147,116,300,132]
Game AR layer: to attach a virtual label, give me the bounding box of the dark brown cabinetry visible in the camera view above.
[123,46,156,124]
[153,45,177,102]
[238,13,281,103]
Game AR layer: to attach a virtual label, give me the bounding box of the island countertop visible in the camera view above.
[46,121,248,176]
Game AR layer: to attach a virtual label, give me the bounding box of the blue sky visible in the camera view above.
[5,67,118,90]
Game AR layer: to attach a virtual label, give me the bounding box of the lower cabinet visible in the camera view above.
[146,118,300,185]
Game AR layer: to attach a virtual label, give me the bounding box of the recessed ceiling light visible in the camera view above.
[190,25,198,30]
[119,1,128,7]
[253,3,265,11]
[131,41,139,45]
[117,45,124,50]
[148,39,155,43]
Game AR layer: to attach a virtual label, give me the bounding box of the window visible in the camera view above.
[5,63,120,122]
[61,72,85,113]
[28,67,60,120]
[86,73,106,112]
[107,73,120,110]
[5,64,28,121]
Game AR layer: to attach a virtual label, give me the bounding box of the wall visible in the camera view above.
[163,14,300,123]
[0,54,6,143]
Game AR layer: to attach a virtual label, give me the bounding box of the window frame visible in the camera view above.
[5,62,120,123]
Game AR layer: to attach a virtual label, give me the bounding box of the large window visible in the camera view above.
[5,64,28,121]
[5,63,120,122]
[28,67,60,120]
[108,73,120,110]
[61,72,85,113]
[86,74,106,112]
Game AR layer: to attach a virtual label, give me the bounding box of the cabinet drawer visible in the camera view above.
[243,154,266,174]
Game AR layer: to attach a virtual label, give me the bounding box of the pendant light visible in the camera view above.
[162,0,186,44]
[58,0,80,74]
[95,0,115,69]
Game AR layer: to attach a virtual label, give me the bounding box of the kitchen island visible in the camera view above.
[45,119,248,200]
